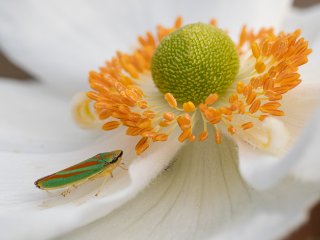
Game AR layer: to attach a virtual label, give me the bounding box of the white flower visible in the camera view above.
[0,1,320,240]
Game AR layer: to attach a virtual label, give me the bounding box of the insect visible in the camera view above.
[35,150,123,196]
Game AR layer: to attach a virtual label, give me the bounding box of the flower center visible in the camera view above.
[81,17,311,156]
[151,23,239,104]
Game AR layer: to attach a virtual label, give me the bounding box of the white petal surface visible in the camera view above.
[238,83,320,189]
[0,0,290,94]
[0,130,182,240]
[0,78,100,153]
[59,129,320,240]
[290,109,320,182]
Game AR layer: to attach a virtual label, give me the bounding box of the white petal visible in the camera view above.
[239,83,320,189]
[0,131,182,240]
[289,108,320,182]
[54,129,320,240]
[0,0,291,93]
[0,78,100,153]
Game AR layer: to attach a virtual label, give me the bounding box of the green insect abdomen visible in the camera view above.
[40,168,104,189]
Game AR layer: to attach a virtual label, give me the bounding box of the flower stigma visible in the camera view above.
[78,17,311,155]
[151,23,239,104]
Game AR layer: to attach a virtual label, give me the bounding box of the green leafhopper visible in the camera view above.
[35,150,123,196]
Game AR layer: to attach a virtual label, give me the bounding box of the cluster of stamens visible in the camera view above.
[86,17,311,155]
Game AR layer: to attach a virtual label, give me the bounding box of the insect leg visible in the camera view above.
[120,162,128,170]
[94,174,110,197]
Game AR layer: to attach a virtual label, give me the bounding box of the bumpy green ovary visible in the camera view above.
[151,23,239,104]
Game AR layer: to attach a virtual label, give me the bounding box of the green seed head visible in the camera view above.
[151,23,239,104]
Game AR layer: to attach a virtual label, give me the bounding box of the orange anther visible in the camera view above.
[142,131,157,138]
[87,91,100,101]
[154,133,168,142]
[249,99,261,114]
[122,120,136,127]
[143,110,156,119]
[127,127,142,136]
[137,100,148,109]
[135,137,149,155]
[159,120,172,127]
[267,109,285,116]
[175,16,183,28]
[268,94,283,101]
[220,107,232,115]
[137,119,152,129]
[102,121,121,131]
[118,105,130,113]
[199,131,208,141]
[229,93,238,104]
[243,85,252,98]
[164,93,177,109]
[199,103,207,112]
[263,78,275,91]
[204,108,221,124]
[205,93,219,105]
[250,77,260,89]
[251,42,260,59]
[125,64,139,78]
[125,89,139,102]
[238,101,246,114]
[183,101,196,112]
[127,112,142,121]
[241,122,254,130]
[98,110,111,120]
[146,31,156,48]
[178,129,192,143]
[255,61,266,73]
[260,102,281,112]
[230,104,238,111]
[189,135,196,142]
[111,111,128,119]
[259,115,268,121]
[215,130,221,144]
[246,92,257,105]
[228,126,236,135]
[209,19,217,27]
[177,115,191,130]
[163,112,175,121]
[114,82,126,92]
[262,40,272,56]
[236,81,245,94]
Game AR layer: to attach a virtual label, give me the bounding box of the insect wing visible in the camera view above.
[35,154,106,189]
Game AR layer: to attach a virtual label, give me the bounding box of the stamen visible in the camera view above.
[205,93,219,105]
[178,128,192,143]
[255,61,266,73]
[102,121,121,130]
[83,17,310,155]
[163,112,175,121]
[215,126,221,144]
[241,122,254,130]
[199,131,208,141]
[136,137,149,155]
[251,42,260,59]
[164,93,178,109]
[183,101,196,112]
